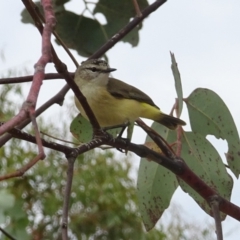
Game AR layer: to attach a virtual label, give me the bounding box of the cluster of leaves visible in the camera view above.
[21,0,149,57]
[137,54,240,230]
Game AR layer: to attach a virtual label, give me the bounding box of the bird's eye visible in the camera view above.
[91,67,97,72]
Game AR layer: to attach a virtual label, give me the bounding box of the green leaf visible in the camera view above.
[70,114,93,143]
[137,161,178,231]
[70,114,122,143]
[21,1,148,56]
[94,0,149,46]
[55,12,107,57]
[179,132,233,219]
[170,52,183,116]
[137,122,178,231]
[185,88,240,177]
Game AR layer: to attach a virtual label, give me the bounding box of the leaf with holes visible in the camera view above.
[185,88,240,177]
[179,131,233,219]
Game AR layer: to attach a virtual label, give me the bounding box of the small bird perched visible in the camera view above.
[74,59,186,130]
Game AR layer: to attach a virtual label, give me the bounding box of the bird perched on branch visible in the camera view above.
[74,59,186,130]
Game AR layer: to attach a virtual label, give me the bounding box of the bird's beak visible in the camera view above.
[101,68,117,73]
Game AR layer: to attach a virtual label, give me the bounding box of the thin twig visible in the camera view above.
[210,195,223,240]
[132,0,142,17]
[0,72,74,84]
[40,131,79,145]
[62,156,76,240]
[30,113,45,160]
[136,118,176,158]
[0,154,42,181]
[0,227,17,240]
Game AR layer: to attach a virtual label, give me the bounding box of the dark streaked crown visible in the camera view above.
[81,59,109,69]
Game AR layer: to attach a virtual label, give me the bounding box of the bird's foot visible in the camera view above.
[102,121,130,138]
[93,128,112,141]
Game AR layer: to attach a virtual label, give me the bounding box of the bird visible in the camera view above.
[74,59,186,130]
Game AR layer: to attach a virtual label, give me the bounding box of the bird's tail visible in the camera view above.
[156,113,186,130]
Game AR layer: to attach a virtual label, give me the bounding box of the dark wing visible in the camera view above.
[107,78,159,109]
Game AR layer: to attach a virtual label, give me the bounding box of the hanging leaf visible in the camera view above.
[137,122,178,231]
[55,12,107,57]
[185,88,240,177]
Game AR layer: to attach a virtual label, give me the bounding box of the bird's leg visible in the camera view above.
[93,128,112,141]
[102,121,131,153]
[102,121,130,136]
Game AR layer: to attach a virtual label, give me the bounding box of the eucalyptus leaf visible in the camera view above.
[178,132,233,219]
[137,122,178,231]
[185,88,240,177]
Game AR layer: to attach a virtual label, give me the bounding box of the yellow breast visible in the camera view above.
[74,86,143,127]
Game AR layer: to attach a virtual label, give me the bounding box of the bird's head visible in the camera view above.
[75,59,116,87]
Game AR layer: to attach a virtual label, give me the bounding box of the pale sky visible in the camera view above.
[1,0,240,239]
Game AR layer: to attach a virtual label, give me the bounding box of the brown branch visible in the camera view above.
[176,161,240,222]
[3,122,240,222]
[0,122,73,154]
